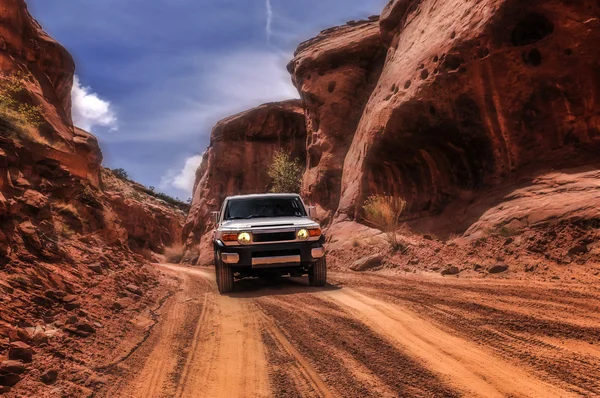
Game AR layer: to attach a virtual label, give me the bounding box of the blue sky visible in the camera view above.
[28,0,386,200]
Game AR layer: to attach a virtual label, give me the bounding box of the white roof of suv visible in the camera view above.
[226,193,301,200]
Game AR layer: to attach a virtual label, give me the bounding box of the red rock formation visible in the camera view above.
[0,2,183,395]
[102,168,185,254]
[339,0,600,223]
[0,0,100,184]
[186,0,600,247]
[182,100,306,263]
[288,18,384,220]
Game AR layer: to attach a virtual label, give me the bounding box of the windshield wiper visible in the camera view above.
[226,215,266,220]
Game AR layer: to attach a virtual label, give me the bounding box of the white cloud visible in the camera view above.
[111,49,298,143]
[160,154,204,195]
[266,0,273,42]
[71,75,117,132]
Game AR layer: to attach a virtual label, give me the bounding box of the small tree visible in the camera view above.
[363,194,407,252]
[267,150,303,194]
[112,168,129,180]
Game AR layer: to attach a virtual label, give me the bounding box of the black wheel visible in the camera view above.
[309,256,327,287]
[215,250,234,294]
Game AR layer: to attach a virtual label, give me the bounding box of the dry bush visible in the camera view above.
[268,150,303,194]
[0,73,43,136]
[54,202,80,218]
[164,245,185,264]
[363,195,408,252]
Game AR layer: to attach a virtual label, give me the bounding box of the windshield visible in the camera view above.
[224,197,306,220]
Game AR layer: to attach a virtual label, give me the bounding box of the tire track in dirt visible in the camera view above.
[98,270,211,398]
[100,266,600,397]
[256,293,460,397]
[196,267,333,398]
[322,288,574,398]
[332,272,600,395]
[258,311,333,398]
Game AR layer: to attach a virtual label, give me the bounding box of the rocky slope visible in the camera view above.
[184,0,600,272]
[182,100,306,264]
[101,169,186,256]
[0,1,184,395]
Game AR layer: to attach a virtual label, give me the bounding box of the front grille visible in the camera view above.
[253,231,296,243]
[253,249,301,258]
[250,223,294,228]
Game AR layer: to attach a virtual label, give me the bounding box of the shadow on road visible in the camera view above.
[226,276,341,299]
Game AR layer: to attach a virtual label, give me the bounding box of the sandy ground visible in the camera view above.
[96,264,600,397]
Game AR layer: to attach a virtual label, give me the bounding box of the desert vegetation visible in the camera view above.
[0,73,43,135]
[363,194,408,252]
[267,150,303,194]
[108,168,190,212]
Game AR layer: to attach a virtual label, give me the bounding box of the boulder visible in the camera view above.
[441,266,460,276]
[8,342,32,363]
[75,322,96,335]
[568,244,590,255]
[20,190,49,211]
[40,369,58,385]
[0,360,26,375]
[125,284,143,296]
[488,264,509,274]
[86,263,103,275]
[350,254,384,271]
[0,373,21,387]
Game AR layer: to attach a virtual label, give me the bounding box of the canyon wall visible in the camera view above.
[0,2,185,394]
[339,0,600,223]
[186,0,600,255]
[287,18,384,221]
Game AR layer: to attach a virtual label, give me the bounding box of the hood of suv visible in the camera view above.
[220,216,318,230]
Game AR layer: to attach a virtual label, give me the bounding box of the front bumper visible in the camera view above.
[215,236,325,268]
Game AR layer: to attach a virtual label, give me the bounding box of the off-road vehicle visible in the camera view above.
[211,193,326,294]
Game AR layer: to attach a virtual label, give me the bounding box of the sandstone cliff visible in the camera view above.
[182,100,306,263]
[0,1,183,395]
[339,0,600,226]
[185,0,600,262]
[102,168,186,255]
[288,18,384,220]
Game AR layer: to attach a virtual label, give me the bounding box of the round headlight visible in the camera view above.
[238,232,251,244]
[297,228,309,241]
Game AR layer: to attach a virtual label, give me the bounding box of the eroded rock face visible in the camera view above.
[339,0,600,221]
[0,0,101,183]
[102,169,186,254]
[288,19,384,219]
[0,4,183,395]
[185,0,600,257]
[182,100,306,263]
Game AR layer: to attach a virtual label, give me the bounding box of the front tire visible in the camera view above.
[309,256,327,287]
[215,250,234,294]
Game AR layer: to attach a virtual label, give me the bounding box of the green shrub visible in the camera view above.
[268,150,303,194]
[111,168,129,180]
[138,186,190,212]
[0,73,43,133]
[363,195,408,252]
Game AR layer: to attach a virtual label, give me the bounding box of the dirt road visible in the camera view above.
[99,264,600,397]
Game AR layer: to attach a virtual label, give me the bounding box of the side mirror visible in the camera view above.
[211,211,220,226]
[306,206,317,220]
